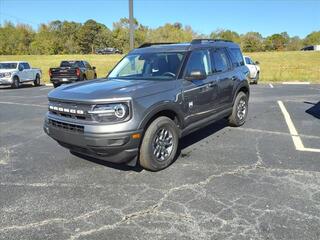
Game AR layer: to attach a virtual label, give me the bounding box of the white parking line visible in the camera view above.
[40,87,52,91]
[0,101,46,108]
[282,82,310,85]
[278,100,320,153]
[269,83,274,88]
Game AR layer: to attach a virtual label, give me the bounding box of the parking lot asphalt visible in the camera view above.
[0,83,320,240]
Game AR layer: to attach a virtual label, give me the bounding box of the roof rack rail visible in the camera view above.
[191,39,233,44]
[138,42,178,48]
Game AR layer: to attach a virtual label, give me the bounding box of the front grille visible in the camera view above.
[48,101,92,121]
[48,119,84,133]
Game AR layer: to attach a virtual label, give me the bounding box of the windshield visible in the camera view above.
[108,52,185,80]
[0,63,17,69]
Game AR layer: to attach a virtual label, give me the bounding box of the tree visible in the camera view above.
[210,29,241,43]
[76,19,112,54]
[241,32,263,52]
[264,33,288,51]
[304,31,320,46]
[0,21,34,54]
[287,36,303,51]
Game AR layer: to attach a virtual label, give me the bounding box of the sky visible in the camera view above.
[0,0,319,38]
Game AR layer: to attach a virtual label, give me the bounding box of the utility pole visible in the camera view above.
[129,0,134,50]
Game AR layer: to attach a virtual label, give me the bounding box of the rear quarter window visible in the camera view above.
[230,48,245,66]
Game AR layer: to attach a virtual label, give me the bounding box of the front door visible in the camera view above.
[182,49,219,126]
[18,63,28,81]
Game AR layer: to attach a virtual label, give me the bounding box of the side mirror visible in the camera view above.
[185,70,207,81]
[255,61,260,65]
[92,66,96,70]
[19,67,23,71]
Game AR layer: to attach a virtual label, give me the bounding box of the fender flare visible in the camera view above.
[232,81,250,105]
[138,102,184,131]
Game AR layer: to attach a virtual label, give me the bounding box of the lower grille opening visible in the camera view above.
[48,119,84,133]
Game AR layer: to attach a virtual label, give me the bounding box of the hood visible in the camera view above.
[48,78,178,103]
[0,69,16,73]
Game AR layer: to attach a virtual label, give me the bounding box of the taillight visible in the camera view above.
[76,68,80,77]
[49,69,52,77]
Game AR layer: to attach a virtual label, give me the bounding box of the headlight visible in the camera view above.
[4,72,11,78]
[88,103,130,122]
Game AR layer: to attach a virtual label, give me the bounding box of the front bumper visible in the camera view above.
[44,117,142,164]
[0,78,12,85]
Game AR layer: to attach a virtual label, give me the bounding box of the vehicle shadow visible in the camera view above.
[0,84,37,90]
[305,101,320,119]
[73,118,228,172]
[70,151,143,172]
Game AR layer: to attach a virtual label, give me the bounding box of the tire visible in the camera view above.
[33,74,40,87]
[82,75,87,81]
[53,83,60,88]
[139,116,179,171]
[11,76,20,89]
[229,91,248,127]
[254,72,259,84]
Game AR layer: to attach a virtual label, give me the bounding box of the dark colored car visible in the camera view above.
[49,61,97,88]
[96,48,122,54]
[44,39,250,171]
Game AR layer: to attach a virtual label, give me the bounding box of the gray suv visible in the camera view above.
[44,39,250,171]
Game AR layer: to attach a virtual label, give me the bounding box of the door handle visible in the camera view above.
[208,82,215,87]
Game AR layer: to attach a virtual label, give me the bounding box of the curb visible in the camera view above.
[45,83,53,86]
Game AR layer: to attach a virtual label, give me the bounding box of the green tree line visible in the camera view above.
[0,18,319,55]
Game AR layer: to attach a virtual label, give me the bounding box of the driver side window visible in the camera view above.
[185,50,211,76]
[18,63,24,71]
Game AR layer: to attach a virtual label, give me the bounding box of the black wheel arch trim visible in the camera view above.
[232,81,250,105]
[138,102,185,133]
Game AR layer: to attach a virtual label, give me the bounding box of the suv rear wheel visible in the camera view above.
[229,91,248,127]
[139,116,179,171]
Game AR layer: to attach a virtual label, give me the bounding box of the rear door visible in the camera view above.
[182,49,218,125]
[210,48,235,108]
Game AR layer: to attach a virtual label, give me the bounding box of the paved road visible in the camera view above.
[0,83,320,240]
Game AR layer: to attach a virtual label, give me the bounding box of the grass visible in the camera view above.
[0,51,319,83]
[245,51,320,82]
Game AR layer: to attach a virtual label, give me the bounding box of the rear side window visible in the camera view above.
[230,48,245,66]
[185,49,212,76]
[211,48,230,73]
[84,61,92,69]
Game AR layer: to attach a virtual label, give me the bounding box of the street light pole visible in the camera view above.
[129,0,134,50]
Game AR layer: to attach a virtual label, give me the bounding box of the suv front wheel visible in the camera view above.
[139,116,179,171]
[229,91,248,127]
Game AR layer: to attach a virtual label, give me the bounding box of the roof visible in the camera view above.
[130,39,240,54]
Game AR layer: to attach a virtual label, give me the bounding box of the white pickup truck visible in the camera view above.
[0,61,42,88]
[244,56,260,84]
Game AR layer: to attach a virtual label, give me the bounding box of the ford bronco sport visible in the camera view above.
[44,39,250,171]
